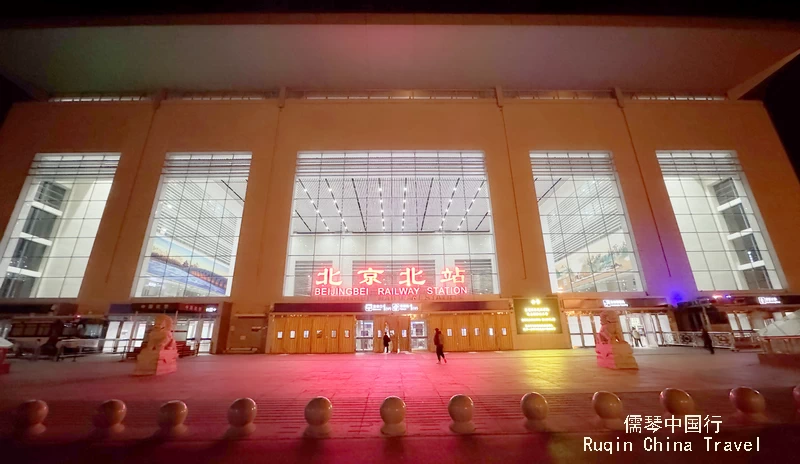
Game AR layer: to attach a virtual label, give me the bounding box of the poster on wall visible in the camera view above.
[513,298,562,334]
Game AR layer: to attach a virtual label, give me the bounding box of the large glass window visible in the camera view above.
[657,151,782,291]
[284,151,499,296]
[133,153,251,298]
[531,152,643,293]
[0,153,120,298]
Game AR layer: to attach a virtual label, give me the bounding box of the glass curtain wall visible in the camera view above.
[284,151,499,296]
[530,152,644,293]
[0,153,120,298]
[133,152,251,298]
[657,151,782,291]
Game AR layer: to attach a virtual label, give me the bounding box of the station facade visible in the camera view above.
[0,91,799,354]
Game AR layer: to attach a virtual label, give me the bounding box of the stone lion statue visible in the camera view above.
[595,311,625,345]
[134,315,178,376]
[145,315,176,351]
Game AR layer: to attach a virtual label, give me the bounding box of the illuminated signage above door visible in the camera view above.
[312,266,471,298]
[364,303,419,312]
[602,299,629,308]
[513,298,562,334]
[757,296,781,305]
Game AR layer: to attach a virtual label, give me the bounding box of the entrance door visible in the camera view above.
[199,320,214,353]
[119,321,134,353]
[103,321,120,353]
[355,320,373,352]
[567,313,598,348]
[410,320,428,350]
[625,315,648,347]
[376,315,410,352]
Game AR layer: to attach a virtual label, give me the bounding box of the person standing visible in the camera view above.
[631,327,643,347]
[434,328,447,364]
[383,332,391,353]
[701,328,715,355]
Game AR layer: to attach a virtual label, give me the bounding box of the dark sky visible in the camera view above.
[4,0,800,20]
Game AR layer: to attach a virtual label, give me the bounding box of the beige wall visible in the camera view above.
[0,98,797,351]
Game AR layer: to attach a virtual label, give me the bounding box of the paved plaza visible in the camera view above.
[2,348,799,463]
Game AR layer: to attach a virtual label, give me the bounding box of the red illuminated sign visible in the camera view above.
[312,266,470,298]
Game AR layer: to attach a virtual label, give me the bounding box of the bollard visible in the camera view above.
[448,394,475,434]
[660,388,695,418]
[157,400,188,437]
[592,391,624,431]
[729,387,767,424]
[226,398,257,438]
[380,396,406,436]
[520,392,549,432]
[14,400,48,437]
[93,399,127,436]
[304,397,332,438]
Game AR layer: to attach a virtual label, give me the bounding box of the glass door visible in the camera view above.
[566,312,598,348]
[626,314,648,347]
[355,319,374,352]
[200,320,214,353]
[410,320,427,351]
[132,321,147,348]
[103,321,120,353]
[119,321,134,353]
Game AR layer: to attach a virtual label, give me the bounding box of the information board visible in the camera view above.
[513,298,562,334]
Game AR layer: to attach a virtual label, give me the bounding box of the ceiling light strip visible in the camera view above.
[324,178,347,232]
[457,180,485,231]
[378,178,385,231]
[351,178,367,231]
[419,177,434,232]
[402,178,407,231]
[297,179,329,232]
[439,177,460,231]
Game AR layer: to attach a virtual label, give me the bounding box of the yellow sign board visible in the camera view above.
[514,298,562,334]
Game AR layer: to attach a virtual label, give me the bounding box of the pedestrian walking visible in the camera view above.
[631,327,643,347]
[433,328,447,364]
[701,328,715,355]
[383,332,391,353]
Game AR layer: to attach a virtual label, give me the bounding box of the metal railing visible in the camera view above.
[760,335,800,354]
[8,337,212,362]
[660,331,735,349]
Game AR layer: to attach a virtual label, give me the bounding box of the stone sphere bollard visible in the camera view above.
[592,391,624,431]
[660,388,695,418]
[14,400,48,437]
[729,387,767,423]
[226,398,257,438]
[380,396,407,436]
[520,392,549,432]
[93,399,127,436]
[304,397,332,438]
[157,400,188,437]
[448,394,475,434]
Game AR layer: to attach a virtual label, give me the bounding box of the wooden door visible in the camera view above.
[455,315,470,351]
[398,316,411,352]
[339,316,355,353]
[324,317,340,353]
[373,315,386,353]
[298,317,313,353]
[468,314,484,350]
[427,315,442,352]
[285,317,299,353]
[442,316,457,351]
[497,312,513,350]
[484,313,499,351]
[311,317,326,353]
[270,316,287,354]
